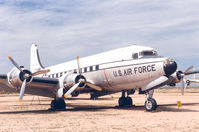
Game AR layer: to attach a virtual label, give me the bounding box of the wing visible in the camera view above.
[0,74,17,93]
[0,74,59,98]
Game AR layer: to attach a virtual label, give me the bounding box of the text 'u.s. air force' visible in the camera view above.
[113,64,156,77]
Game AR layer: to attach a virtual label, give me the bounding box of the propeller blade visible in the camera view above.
[185,70,199,75]
[77,56,82,75]
[86,82,103,91]
[8,56,23,72]
[19,79,27,101]
[64,82,80,98]
[180,78,185,95]
[184,65,194,74]
[32,69,50,76]
[187,79,199,83]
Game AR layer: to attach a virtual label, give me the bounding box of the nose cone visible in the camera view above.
[164,58,177,76]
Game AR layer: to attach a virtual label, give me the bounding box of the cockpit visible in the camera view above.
[132,50,158,59]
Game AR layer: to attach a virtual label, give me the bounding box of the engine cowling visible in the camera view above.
[168,70,184,86]
[62,73,86,89]
[7,67,33,88]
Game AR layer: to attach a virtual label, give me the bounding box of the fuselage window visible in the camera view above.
[96,65,99,70]
[84,67,87,73]
[56,73,58,78]
[52,74,54,78]
[60,72,63,77]
[90,66,93,71]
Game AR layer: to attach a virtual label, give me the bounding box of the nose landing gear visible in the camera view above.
[144,90,157,111]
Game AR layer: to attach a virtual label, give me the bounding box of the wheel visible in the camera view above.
[50,100,66,110]
[125,97,133,106]
[119,97,125,107]
[145,98,157,111]
[51,100,56,110]
[90,93,98,100]
[58,99,66,109]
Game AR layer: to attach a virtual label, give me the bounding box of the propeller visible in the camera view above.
[63,56,102,98]
[8,56,50,101]
[177,65,194,95]
[64,82,81,98]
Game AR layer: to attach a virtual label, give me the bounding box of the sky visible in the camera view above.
[0,0,199,73]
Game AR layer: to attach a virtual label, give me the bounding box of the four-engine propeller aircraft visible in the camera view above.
[0,44,198,111]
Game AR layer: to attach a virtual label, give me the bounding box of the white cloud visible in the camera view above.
[0,0,199,73]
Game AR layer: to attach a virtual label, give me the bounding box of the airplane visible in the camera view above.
[0,44,198,111]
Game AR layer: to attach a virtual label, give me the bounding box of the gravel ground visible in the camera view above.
[0,89,199,132]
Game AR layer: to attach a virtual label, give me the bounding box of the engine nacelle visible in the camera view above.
[7,67,33,88]
[170,70,183,83]
[62,73,86,88]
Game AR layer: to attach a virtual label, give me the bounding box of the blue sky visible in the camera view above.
[0,0,199,73]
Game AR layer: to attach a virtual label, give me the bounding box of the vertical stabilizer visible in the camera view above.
[30,44,44,73]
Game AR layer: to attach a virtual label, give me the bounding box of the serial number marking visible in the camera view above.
[113,64,156,77]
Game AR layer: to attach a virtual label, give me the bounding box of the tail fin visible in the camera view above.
[30,44,44,73]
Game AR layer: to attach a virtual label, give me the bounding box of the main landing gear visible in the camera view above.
[144,90,157,111]
[118,91,133,107]
[50,99,66,110]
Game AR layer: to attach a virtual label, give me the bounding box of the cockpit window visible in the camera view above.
[132,53,138,59]
[140,50,157,56]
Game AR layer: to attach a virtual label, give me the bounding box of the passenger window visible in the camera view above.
[96,65,99,70]
[60,72,62,77]
[90,66,93,71]
[84,67,87,73]
[56,73,58,78]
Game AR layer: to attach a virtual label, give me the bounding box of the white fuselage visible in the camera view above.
[44,45,167,92]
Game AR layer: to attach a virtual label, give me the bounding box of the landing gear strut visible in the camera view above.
[50,99,66,110]
[144,90,157,111]
[118,91,133,107]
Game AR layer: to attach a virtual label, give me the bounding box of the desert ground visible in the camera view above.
[0,88,199,132]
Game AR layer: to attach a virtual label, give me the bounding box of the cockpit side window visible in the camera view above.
[132,53,138,59]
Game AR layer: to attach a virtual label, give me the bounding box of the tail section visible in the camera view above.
[30,44,44,73]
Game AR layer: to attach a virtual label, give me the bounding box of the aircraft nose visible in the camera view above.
[163,58,177,76]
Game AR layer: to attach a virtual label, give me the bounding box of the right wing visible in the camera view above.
[0,74,59,98]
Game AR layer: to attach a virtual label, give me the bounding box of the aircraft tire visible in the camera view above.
[51,100,56,110]
[119,97,125,107]
[125,97,133,106]
[50,99,66,110]
[145,97,157,111]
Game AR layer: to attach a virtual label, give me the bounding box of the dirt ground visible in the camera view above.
[0,88,199,132]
